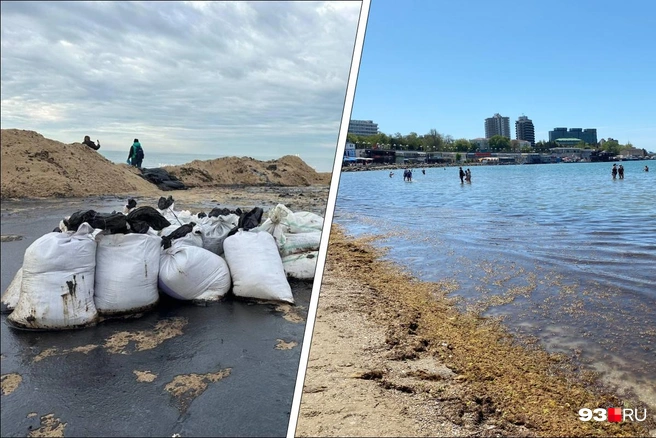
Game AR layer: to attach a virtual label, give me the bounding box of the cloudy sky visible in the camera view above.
[1,1,362,171]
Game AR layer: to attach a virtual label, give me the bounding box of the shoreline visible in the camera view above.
[0,185,330,217]
[296,226,654,437]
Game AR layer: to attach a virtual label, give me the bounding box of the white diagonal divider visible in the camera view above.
[286,0,372,436]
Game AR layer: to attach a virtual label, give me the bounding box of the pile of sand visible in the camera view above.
[163,155,331,188]
[1,129,158,199]
[1,129,331,200]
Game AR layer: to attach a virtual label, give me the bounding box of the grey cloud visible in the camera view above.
[1,1,361,170]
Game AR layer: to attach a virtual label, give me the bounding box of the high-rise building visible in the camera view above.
[515,115,535,147]
[548,127,597,145]
[348,120,379,137]
[485,113,511,138]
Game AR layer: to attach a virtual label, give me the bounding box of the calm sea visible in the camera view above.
[334,160,656,408]
[99,150,227,168]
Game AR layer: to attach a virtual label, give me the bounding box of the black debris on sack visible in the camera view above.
[226,207,264,238]
[129,221,150,234]
[126,206,171,233]
[52,226,62,233]
[197,212,207,219]
[161,222,197,250]
[157,195,175,210]
[208,207,242,217]
[141,169,187,191]
[126,198,137,209]
[66,210,129,233]
[239,207,263,230]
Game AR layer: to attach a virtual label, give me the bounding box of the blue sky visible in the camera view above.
[352,0,656,151]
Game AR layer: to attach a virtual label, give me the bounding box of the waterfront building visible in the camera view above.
[511,139,532,150]
[549,127,597,145]
[553,138,584,147]
[620,146,646,158]
[348,120,379,137]
[344,141,356,157]
[485,113,511,139]
[470,137,490,152]
[515,116,535,147]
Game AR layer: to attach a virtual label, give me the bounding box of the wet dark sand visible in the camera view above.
[1,196,312,437]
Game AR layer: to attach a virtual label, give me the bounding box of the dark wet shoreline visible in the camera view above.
[1,197,311,437]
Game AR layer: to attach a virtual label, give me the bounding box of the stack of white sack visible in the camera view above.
[7,223,99,330]
[93,233,162,315]
[223,230,294,303]
[253,204,324,280]
[158,225,232,304]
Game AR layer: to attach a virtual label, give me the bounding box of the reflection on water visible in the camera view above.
[334,161,656,408]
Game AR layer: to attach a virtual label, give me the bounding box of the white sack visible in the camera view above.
[8,223,98,330]
[159,240,231,302]
[253,204,293,241]
[1,267,22,313]
[278,231,322,257]
[223,230,294,303]
[197,214,239,255]
[174,209,193,225]
[159,205,192,227]
[94,233,161,314]
[287,211,324,233]
[254,204,324,238]
[282,251,319,280]
[160,224,204,247]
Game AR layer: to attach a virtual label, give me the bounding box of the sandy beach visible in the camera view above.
[295,227,654,437]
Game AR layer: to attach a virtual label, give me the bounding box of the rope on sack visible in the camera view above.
[168,207,183,226]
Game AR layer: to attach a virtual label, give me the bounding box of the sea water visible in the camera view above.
[334,160,656,407]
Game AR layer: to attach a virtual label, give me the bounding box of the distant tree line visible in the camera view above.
[347,130,645,155]
[347,130,475,153]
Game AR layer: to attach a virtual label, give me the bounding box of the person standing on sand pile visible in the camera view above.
[82,136,100,150]
[127,138,145,169]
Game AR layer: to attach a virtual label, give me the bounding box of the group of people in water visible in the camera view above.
[459,167,472,183]
[388,168,430,182]
[82,136,145,169]
[611,164,624,179]
[388,166,472,184]
[611,163,650,179]
[387,162,652,184]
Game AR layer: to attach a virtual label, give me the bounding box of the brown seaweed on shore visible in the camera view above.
[318,225,652,437]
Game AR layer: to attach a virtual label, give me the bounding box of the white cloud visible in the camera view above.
[0,1,361,171]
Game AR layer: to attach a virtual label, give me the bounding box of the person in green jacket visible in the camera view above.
[127,139,145,168]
